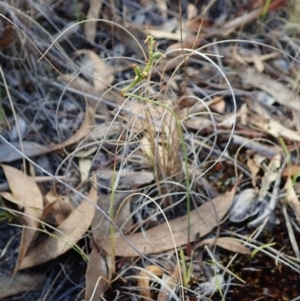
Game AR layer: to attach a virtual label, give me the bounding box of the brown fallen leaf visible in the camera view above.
[79,158,92,183]
[282,165,300,177]
[19,175,97,270]
[84,0,102,43]
[155,0,167,18]
[290,202,300,224]
[92,192,132,281]
[195,237,250,255]
[92,192,132,241]
[210,97,226,114]
[85,246,109,301]
[285,177,300,223]
[0,191,26,207]
[97,169,154,190]
[0,141,50,163]
[0,25,16,47]
[100,187,236,256]
[75,49,114,91]
[72,121,122,159]
[43,192,74,225]
[147,29,187,41]
[1,164,43,273]
[58,74,124,110]
[104,17,146,57]
[137,265,163,300]
[247,157,260,188]
[54,104,94,149]
[251,52,264,73]
[187,3,198,20]
[0,273,46,299]
[258,153,281,201]
[253,117,300,142]
[157,264,180,301]
[292,109,300,132]
[239,67,300,111]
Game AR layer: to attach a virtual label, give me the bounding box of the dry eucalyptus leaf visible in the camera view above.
[184,117,213,131]
[229,188,259,223]
[247,157,260,188]
[195,237,250,254]
[259,153,281,201]
[84,0,102,43]
[1,164,43,273]
[85,247,108,301]
[187,3,198,20]
[247,154,265,188]
[0,25,16,47]
[105,254,115,285]
[282,165,300,177]
[211,97,226,114]
[253,118,300,142]
[251,52,264,73]
[0,141,49,163]
[147,29,186,41]
[137,265,163,300]
[54,105,94,150]
[73,122,122,158]
[87,122,122,142]
[290,202,300,223]
[58,74,109,113]
[100,188,236,256]
[285,177,299,204]
[62,73,125,107]
[104,16,146,57]
[97,169,154,190]
[0,191,24,207]
[155,0,167,17]
[92,192,132,241]
[75,50,114,91]
[292,109,300,132]
[19,178,97,270]
[0,273,46,299]
[79,158,92,183]
[42,194,74,225]
[157,264,180,301]
[285,177,300,222]
[239,67,300,111]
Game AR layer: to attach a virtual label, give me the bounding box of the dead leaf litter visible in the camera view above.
[1,1,300,300]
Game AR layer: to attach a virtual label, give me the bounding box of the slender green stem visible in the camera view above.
[261,0,272,22]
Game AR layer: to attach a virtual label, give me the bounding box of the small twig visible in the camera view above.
[0,176,71,192]
[232,135,281,158]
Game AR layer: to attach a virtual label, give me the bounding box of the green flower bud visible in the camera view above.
[151,52,162,59]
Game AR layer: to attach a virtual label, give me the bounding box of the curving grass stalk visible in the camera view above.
[120,35,192,241]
